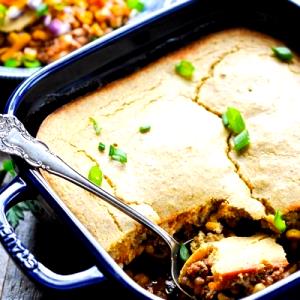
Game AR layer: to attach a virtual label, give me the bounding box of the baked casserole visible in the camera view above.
[37,28,300,299]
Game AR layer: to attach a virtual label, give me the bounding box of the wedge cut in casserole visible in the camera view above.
[37,28,300,299]
[179,235,288,299]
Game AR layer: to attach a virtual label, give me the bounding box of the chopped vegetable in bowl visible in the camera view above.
[0,0,140,68]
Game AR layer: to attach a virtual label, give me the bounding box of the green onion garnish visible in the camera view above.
[0,4,7,25]
[175,60,195,79]
[0,4,7,14]
[88,165,103,186]
[2,159,16,177]
[36,3,49,17]
[4,58,21,68]
[234,129,250,151]
[139,125,151,134]
[222,107,246,135]
[109,145,127,164]
[179,244,190,262]
[126,0,145,12]
[274,210,286,233]
[272,46,293,62]
[89,117,101,136]
[98,142,105,152]
[23,59,41,68]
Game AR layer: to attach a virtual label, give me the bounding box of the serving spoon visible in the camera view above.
[0,114,195,299]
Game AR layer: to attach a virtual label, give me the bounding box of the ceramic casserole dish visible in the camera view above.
[1,0,300,299]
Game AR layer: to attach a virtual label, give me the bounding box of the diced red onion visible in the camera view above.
[48,19,71,36]
[43,14,51,26]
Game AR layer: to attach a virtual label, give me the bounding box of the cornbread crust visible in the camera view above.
[196,32,300,215]
[37,28,300,265]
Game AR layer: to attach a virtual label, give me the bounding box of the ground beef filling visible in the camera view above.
[180,257,286,300]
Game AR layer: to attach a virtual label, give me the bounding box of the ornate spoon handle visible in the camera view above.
[0,114,176,249]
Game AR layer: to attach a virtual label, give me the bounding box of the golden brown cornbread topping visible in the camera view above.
[37,27,300,286]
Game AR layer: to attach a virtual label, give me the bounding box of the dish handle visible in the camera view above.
[0,175,106,290]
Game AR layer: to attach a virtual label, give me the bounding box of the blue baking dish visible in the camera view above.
[1,0,300,299]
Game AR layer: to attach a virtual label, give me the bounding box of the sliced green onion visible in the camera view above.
[88,165,103,186]
[179,244,190,262]
[139,125,151,134]
[89,117,101,135]
[4,58,21,68]
[222,113,229,127]
[98,142,105,152]
[272,46,293,62]
[0,4,7,25]
[234,129,250,151]
[2,159,16,177]
[274,210,286,233]
[0,4,7,14]
[126,0,145,12]
[23,59,41,68]
[36,3,49,17]
[175,60,195,79]
[109,145,127,164]
[222,107,246,135]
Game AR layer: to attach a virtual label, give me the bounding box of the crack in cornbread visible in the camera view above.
[37,28,300,267]
[196,31,300,218]
[192,46,267,212]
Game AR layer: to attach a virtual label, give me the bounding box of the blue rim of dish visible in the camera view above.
[0,0,174,80]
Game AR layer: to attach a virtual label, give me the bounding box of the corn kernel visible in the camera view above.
[252,283,266,293]
[76,10,93,25]
[90,23,104,37]
[205,221,223,234]
[111,4,124,17]
[94,8,111,22]
[23,47,37,60]
[32,29,50,41]
[286,229,300,239]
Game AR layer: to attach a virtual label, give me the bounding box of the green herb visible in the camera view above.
[234,129,250,151]
[109,145,127,164]
[4,58,21,68]
[126,0,145,12]
[89,117,101,135]
[0,4,7,25]
[98,142,105,152]
[179,244,190,262]
[274,210,286,233]
[36,3,49,17]
[222,107,246,135]
[1,160,38,229]
[139,125,151,134]
[23,59,41,68]
[2,159,16,177]
[88,165,103,186]
[272,46,293,62]
[6,201,37,229]
[222,113,229,127]
[175,60,195,79]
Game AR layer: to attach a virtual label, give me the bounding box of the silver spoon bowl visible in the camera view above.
[0,114,195,299]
